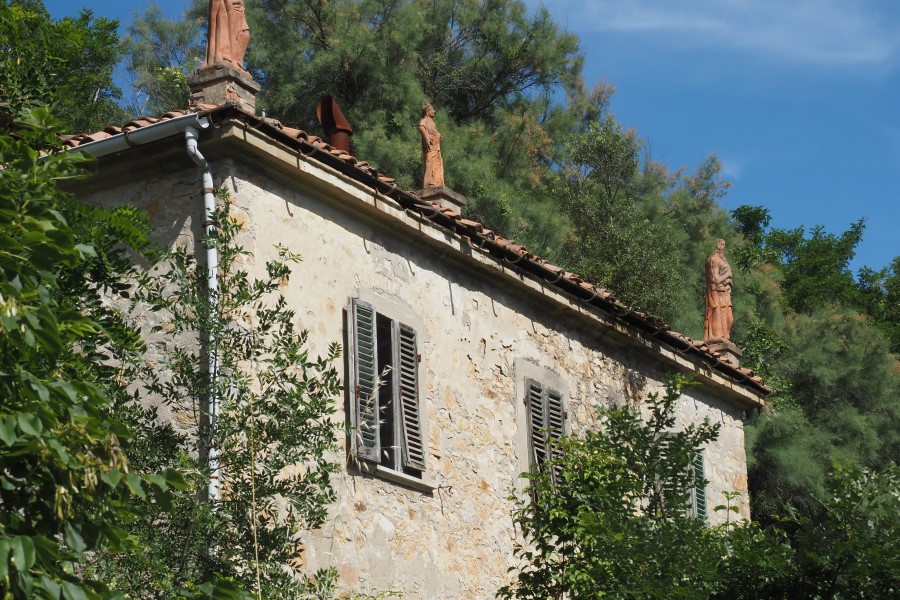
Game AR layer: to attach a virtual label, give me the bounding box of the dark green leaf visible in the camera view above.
[99,469,123,488]
[17,412,43,436]
[63,523,86,554]
[0,415,17,446]
[11,536,35,570]
[61,580,88,600]
[125,473,146,499]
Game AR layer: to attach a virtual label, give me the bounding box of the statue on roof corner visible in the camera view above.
[202,0,251,78]
[704,238,734,341]
[418,102,444,188]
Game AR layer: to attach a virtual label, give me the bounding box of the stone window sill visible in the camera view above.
[359,462,437,493]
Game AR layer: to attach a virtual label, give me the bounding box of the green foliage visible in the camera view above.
[737,216,899,524]
[106,0,601,252]
[731,318,793,408]
[0,108,180,599]
[719,464,900,600]
[743,304,898,523]
[502,368,900,598]
[250,0,583,131]
[0,0,129,132]
[786,308,899,464]
[785,463,900,599]
[855,256,900,354]
[555,116,683,322]
[0,108,339,597]
[765,220,865,314]
[742,299,897,524]
[120,2,204,116]
[730,205,778,273]
[501,376,722,598]
[745,406,832,521]
[730,210,899,354]
[96,201,343,597]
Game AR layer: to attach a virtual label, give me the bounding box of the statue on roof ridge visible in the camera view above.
[418,102,444,189]
[202,0,251,78]
[704,238,734,342]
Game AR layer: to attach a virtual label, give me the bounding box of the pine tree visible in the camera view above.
[555,116,683,322]
[120,2,204,116]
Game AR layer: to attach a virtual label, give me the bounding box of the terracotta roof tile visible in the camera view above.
[127,118,157,128]
[61,110,187,149]
[63,104,771,397]
[83,131,113,142]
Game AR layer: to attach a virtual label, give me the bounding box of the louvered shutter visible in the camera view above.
[397,324,425,471]
[546,389,565,445]
[692,452,707,521]
[526,379,548,471]
[351,299,379,462]
[546,388,565,484]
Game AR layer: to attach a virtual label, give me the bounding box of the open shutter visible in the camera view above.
[546,387,565,484]
[351,299,379,463]
[546,388,565,446]
[397,324,425,471]
[692,452,707,521]
[526,379,548,471]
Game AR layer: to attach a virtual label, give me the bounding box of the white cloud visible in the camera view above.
[719,156,742,180]
[534,0,900,67]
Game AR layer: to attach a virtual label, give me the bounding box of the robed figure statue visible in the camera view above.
[202,0,251,77]
[418,103,444,188]
[704,238,734,341]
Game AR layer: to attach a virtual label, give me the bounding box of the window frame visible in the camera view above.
[514,359,570,489]
[525,377,566,483]
[348,297,430,485]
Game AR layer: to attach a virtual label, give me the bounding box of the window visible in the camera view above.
[691,452,707,521]
[525,378,565,483]
[349,298,425,477]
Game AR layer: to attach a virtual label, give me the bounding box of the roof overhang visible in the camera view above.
[65,105,770,410]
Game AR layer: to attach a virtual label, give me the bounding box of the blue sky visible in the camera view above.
[536,0,900,273]
[45,0,899,272]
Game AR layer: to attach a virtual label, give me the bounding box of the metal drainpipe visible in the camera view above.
[184,126,220,504]
[75,114,219,501]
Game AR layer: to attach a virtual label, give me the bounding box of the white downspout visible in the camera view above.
[184,126,220,504]
[76,115,219,504]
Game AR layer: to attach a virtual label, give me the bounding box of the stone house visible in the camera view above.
[63,78,768,597]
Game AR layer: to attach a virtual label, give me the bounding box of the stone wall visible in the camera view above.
[82,147,753,599]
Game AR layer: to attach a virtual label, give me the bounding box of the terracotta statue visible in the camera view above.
[202,0,251,77]
[704,238,734,341]
[418,103,444,188]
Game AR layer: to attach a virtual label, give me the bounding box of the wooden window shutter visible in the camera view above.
[693,452,707,521]
[351,299,379,463]
[526,379,549,471]
[546,388,564,447]
[397,324,425,471]
[546,387,565,483]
